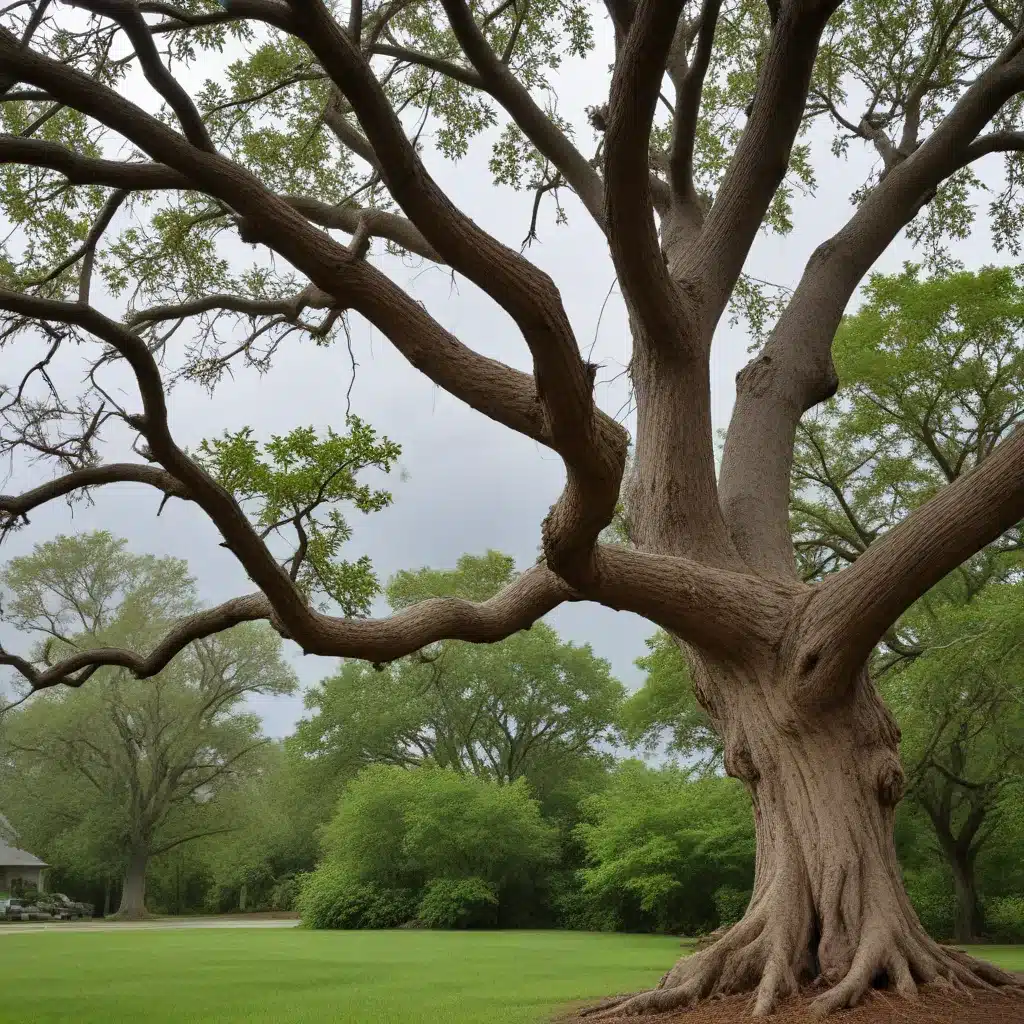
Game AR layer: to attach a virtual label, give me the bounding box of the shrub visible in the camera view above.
[985,896,1024,943]
[575,762,755,935]
[269,874,302,912]
[903,868,956,940]
[320,765,558,889]
[712,885,750,927]
[297,864,417,929]
[417,877,498,929]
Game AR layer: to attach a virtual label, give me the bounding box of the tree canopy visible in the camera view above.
[294,551,623,811]
[2,0,1024,1014]
[0,531,296,917]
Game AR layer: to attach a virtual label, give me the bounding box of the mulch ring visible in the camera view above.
[562,976,1024,1024]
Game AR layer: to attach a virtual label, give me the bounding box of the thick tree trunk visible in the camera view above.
[950,853,984,944]
[586,656,1017,1019]
[114,848,149,921]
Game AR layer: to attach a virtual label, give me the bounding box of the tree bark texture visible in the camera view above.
[3,0,1024,1017]
[585,651,1018,1018]
[114,848,149,921]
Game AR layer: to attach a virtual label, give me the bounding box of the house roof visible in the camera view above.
[0,814,48,868]
[0,840,48,868]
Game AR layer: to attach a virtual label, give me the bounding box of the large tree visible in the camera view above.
[0,532,296,918]
[888,585,1024,943]
[294,551,623,809]
[1,0,1024,1014]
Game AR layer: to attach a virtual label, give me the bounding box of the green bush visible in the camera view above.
[269,874,302,912]
[903,868,956,940]
[985,896,1024,943]
[297,864,417,930]
[712,885,750,927]
[574,762,755,935]
[320,765,558,888]
[417,877,498,929]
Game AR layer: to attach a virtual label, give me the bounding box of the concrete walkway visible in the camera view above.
[0,916,300,935]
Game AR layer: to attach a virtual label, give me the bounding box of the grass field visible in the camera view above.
[0,928,1020,1023]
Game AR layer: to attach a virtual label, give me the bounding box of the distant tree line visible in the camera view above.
[1,269,1022,942]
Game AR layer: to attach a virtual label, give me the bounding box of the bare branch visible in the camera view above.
[0,462,191,529]
[0,135,189,190]
[282,194,443,262]
[1,562,575,692]
[436,0,606,227]
[682,0,843,329]
[0,41,552,447]
[669,0,721,208]
[604,0,694,350]
[65,0,215,152]
[276,0,628,580]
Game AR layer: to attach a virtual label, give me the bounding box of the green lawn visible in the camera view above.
[0,928,1019,1023]
[0,929,683,1023]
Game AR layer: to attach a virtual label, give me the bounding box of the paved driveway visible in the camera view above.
[0,916,300,934]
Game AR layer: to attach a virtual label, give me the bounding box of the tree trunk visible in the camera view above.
[951,852,984,944]
[114,848,149,921]
[586,656,1016,1019]
[103,877,111,918]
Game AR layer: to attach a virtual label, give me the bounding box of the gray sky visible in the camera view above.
[0,19,1007,736]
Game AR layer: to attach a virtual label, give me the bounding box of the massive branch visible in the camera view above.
[720,27,1024,578]
[267,0,628,580]
[793,424,1024,702]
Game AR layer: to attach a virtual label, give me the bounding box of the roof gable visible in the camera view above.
[0,817,48,867]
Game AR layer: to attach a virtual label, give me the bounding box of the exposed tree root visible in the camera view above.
[580,910,1023,1020]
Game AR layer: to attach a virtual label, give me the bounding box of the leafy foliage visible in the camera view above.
[300,764,557,928]
[296,866,418,930]
[417,876,499,929]
[574,762,755,936]
[792,265,1024,586]
[195,418,401,615]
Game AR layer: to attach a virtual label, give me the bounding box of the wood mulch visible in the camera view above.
[565,977,1024,1024]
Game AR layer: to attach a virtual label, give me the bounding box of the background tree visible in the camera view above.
[3,0,1024,1014]
[0,532,296,918]
[295,551,624,816]
[886,584,1024,942]
[198,740,321,913]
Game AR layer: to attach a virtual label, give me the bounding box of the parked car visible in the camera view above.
[36,893,93,919]
[1,897,50,921]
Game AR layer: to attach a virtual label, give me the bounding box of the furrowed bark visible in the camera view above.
[583,656,1019,1019]
[605,0,733,562]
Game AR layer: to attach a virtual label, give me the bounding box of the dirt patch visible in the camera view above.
[566,981,1024,1023]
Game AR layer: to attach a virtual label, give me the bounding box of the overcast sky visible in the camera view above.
[0,16,1008,736]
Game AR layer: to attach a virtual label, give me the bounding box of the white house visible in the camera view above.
[0,814,47,893]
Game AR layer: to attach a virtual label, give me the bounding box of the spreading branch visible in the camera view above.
[794,425,1024,702]
[719,25,1024,577]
